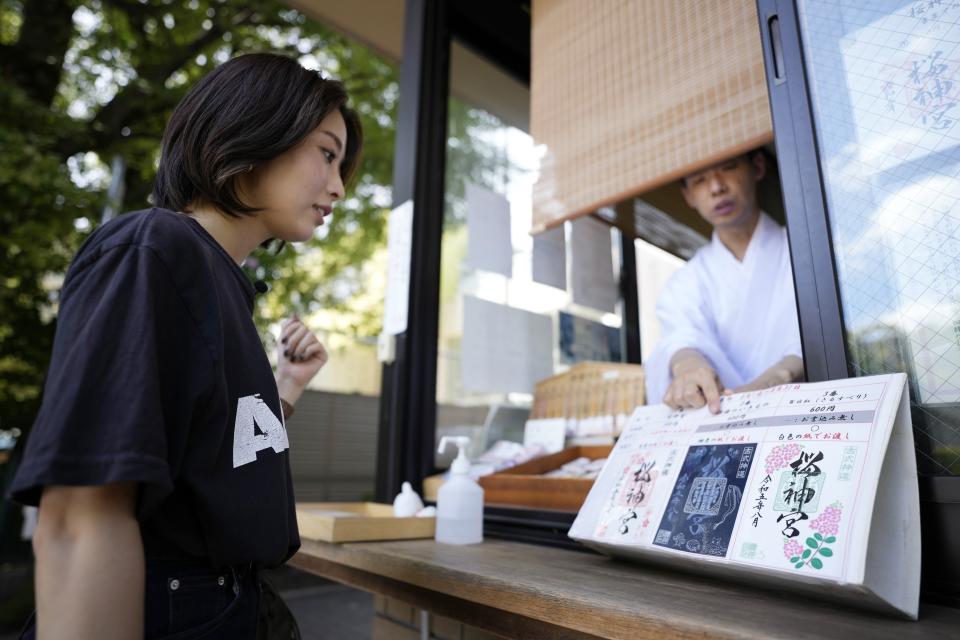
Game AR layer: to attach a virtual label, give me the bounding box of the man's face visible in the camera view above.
[681,154,766,230]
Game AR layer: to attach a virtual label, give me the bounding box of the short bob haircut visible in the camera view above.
[153,53,363,216]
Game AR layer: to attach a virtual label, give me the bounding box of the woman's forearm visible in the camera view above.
[34,484,144,640]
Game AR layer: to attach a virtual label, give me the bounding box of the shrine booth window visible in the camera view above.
[379,0,960,607]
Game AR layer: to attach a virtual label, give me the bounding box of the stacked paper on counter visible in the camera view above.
[570,373,920,618]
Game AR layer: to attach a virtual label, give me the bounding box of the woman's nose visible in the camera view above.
[328,171,345,201]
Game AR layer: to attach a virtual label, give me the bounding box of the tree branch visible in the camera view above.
[52,2,294,160]
[2,0,75,107]
[55,20,228,159]
[136,23,226,86]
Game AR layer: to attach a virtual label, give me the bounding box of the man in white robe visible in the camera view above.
[645,151,804,413]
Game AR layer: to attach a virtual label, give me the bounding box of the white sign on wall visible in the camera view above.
[383,200,413,336]
[570,216,618,313]
[466,183,513,277]
[461,296,553,394]
[532,224,567,290]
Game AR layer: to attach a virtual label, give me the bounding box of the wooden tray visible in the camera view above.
[296,502,435,543]
[422,473,445,502]
[479,445,613,512]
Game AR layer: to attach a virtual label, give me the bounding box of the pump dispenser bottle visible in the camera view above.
[435,436,484,545]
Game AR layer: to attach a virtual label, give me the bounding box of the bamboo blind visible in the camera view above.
[530,0,773,233]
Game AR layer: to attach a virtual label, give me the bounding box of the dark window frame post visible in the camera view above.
[617,201,642,364]
[375,0,450,502]
[755,0,849,383]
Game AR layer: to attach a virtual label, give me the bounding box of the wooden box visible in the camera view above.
[296,502,435,543]
[479,445,613,512]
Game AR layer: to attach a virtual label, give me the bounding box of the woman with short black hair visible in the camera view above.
[10,52,363,639]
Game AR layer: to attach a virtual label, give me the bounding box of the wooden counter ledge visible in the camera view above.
[289,537,959,640]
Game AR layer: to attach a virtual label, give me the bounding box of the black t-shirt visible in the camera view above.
[10,208,300,568]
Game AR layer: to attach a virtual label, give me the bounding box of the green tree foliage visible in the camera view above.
[0,80,97,433]
[444,96,515,226]
[0,0,517,439]
[0,0,399,432]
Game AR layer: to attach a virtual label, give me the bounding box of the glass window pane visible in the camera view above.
[798,0,960,474]
[436,41,624,467]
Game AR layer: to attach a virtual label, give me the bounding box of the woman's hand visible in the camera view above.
[275,315,329,406]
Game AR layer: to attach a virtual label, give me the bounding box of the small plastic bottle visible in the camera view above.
[435,436,484,545]
[393,481,425,517]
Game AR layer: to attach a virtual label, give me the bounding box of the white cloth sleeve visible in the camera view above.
[644,263,718,404]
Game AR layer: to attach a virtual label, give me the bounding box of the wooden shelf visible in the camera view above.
[290,536,959,640]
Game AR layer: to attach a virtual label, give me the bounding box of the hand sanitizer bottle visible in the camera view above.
[435,436,484,545]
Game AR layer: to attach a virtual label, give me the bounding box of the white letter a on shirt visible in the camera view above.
[233,394,290,468]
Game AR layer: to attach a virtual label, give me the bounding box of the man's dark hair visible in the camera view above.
[153,53,363,216]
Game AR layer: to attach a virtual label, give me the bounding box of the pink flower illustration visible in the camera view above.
[810,501,843,537]
[765,443,803,475]
[783,539,804,560]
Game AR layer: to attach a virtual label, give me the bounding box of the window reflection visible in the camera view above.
[436,42,624,467]
[799,0,960,474]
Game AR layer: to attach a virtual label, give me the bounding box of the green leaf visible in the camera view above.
[802,549,811,559]
[825,536,836,543]
[806,537,819,549]
[814,532,823,540]
[794,561,804,569]
[820,547,833,557]
[789,556,799,563]
[811,558,823,570]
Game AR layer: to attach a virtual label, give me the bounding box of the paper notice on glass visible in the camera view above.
[383,200,413,335]
[569,374,920,619]
[466,183,512,277]
[570,216,617,312]
[523,418,567,454]
[532,225,566,290]
[461,296,553,394]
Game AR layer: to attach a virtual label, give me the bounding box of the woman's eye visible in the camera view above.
[320,148,336,163]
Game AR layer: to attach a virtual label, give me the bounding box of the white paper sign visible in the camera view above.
[466,183,513,277]
[532,225,566,290]
[570,374,920,619]
[523,418,567,454]
[461,296,553,394]
[383,200,413,335]
[570,216,618,312]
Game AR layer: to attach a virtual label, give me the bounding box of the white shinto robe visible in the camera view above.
[644,212,803,404]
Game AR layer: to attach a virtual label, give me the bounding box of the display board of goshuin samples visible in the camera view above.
[569,373,920,618]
